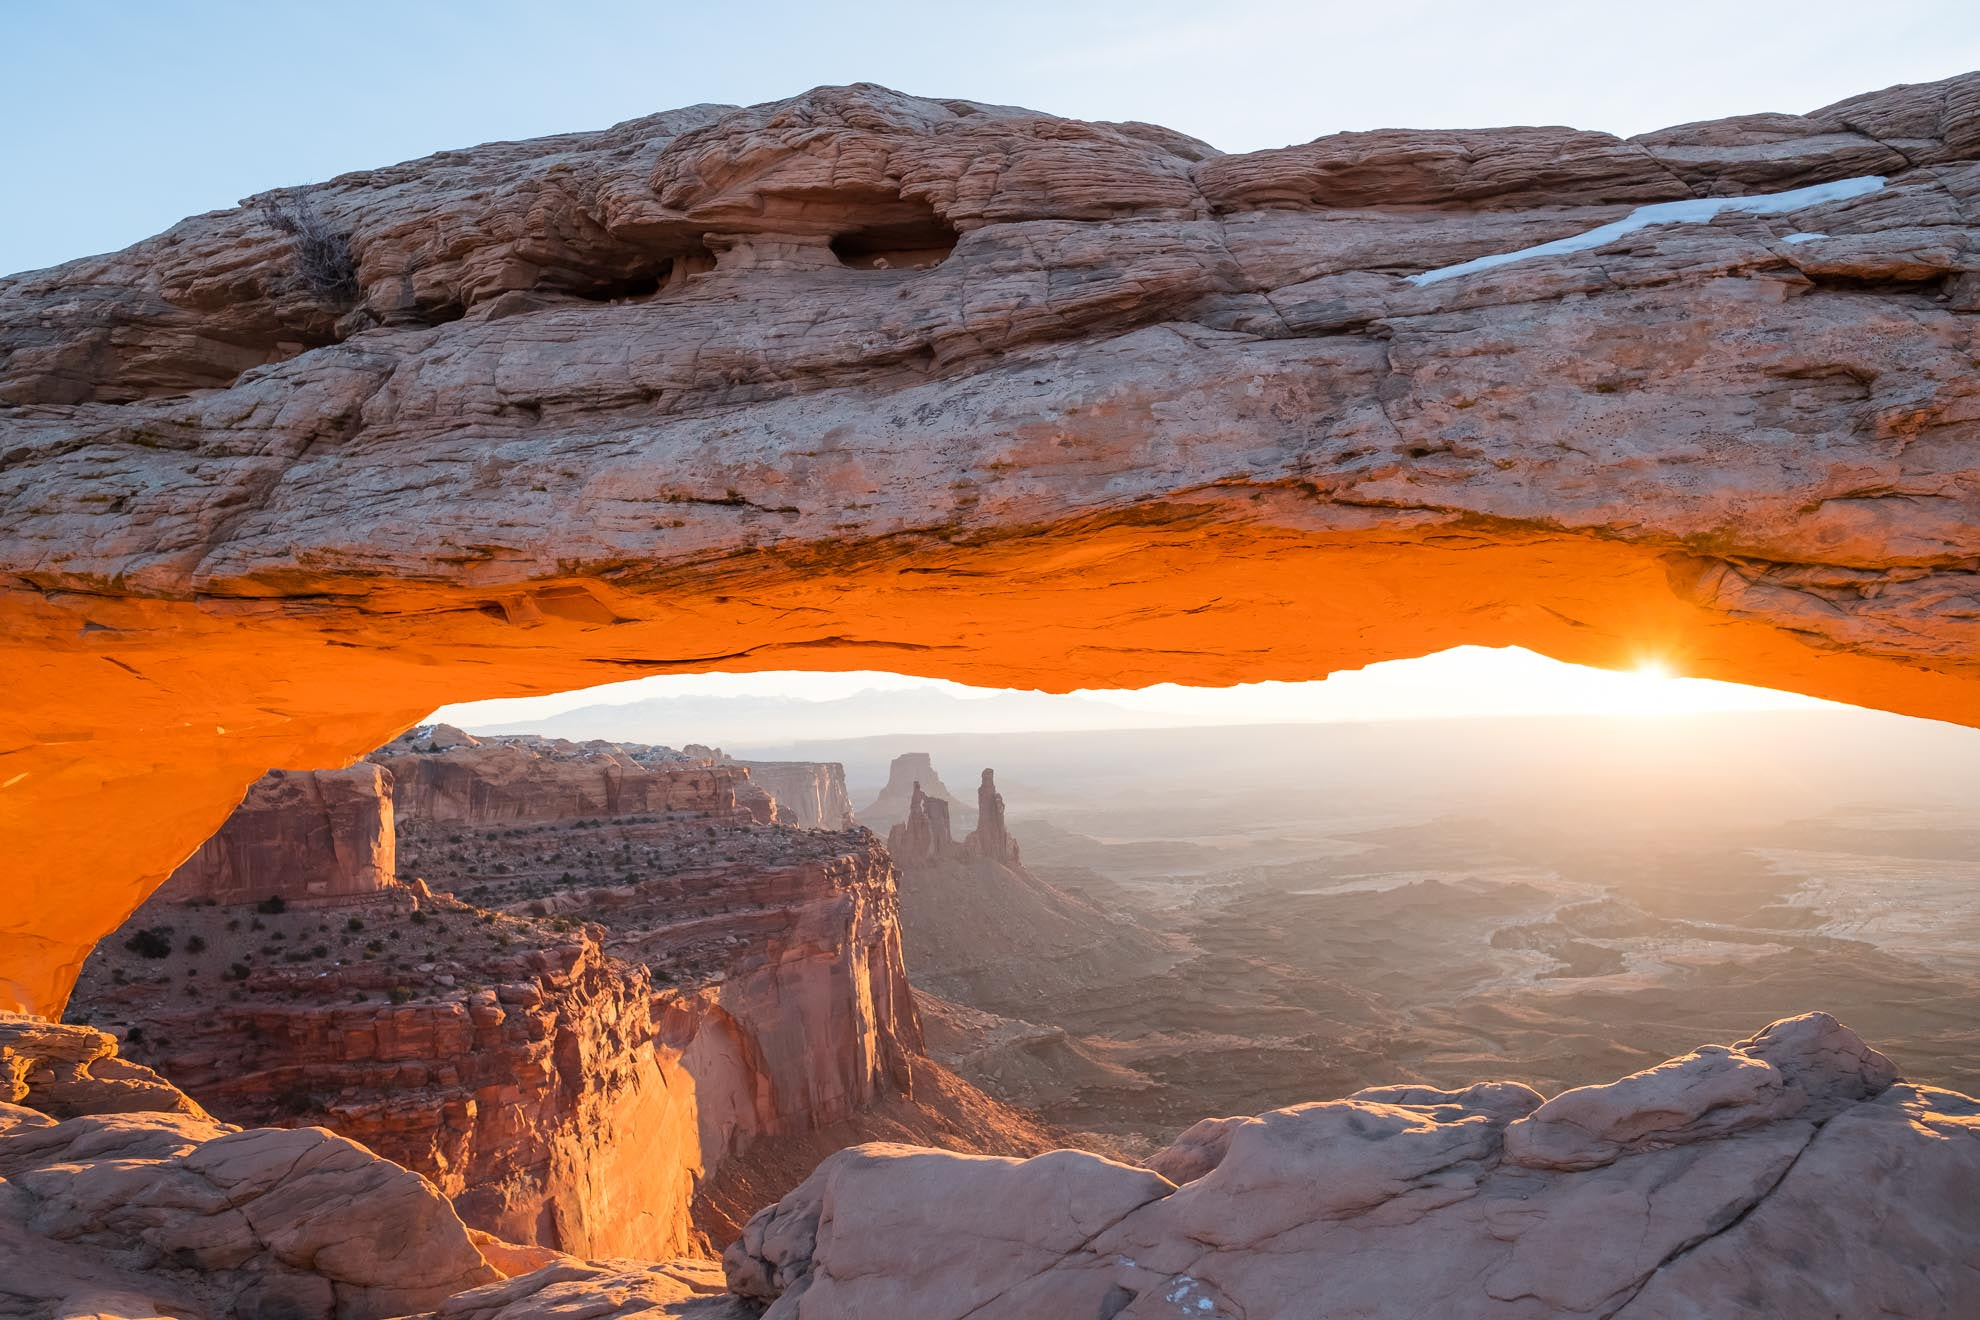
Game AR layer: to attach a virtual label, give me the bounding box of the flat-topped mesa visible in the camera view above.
[369,726,776,826]
[157,764,393,906]
[70,728,1006,1259]
[9,75,1980,1016]
[866,754,974,836]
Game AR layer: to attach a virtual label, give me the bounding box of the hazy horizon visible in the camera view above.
[430,645,1841,747]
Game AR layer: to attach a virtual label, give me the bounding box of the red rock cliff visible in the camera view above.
[371,726,775,827]
[157,764,393,905]
[717,755,855,830]
[73,731,956,1263]
[71,888,702,1261]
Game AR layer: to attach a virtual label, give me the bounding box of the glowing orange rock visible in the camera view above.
[6,76,1980,1015]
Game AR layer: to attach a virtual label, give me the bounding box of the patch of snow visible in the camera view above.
[1782,232,1829,244]
[1406,176,1884,286]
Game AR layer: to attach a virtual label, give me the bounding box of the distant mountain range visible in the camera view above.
[463,687,1205,748]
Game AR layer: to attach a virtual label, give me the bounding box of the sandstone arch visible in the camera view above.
[5,79,1980,1016]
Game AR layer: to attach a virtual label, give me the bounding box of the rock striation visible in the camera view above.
[715,756,856,830]
[724,1013,1980,1318]
[71,731,1047,1264]
[372,726,776,827]
[73,901,704,1262]
[159,763,394,905]
[9,76,1980,1014]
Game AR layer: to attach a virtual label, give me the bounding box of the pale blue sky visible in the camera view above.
[6,1,1980,275]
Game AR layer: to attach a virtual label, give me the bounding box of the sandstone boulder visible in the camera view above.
[724,1013,1980,1319]
[1,1014,208,1120]
[424,1258,748,1320]
[1503,1010,1895,1169]
[0,1018,499,1320]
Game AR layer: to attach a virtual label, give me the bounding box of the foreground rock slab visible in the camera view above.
[724,1013,1980,1319]
[0,1016,499,1320]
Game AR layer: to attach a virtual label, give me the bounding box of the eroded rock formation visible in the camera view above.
[864,753,974,836]
[159,763,394,905]
[372,727,775,827]
[885,760,1177,1020]
[6,77,1980,1016]
[724,1013,1980,1318]
[714,756,855,830]
[70,731,1048,1264]
[72,899,703,1262]
[0,1016,503,1320]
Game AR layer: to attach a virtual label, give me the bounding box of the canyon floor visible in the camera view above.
[784,710,1980,1161]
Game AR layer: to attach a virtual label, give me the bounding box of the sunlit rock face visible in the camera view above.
[157,764,394,905]
[724,1013,1980,1319]
[7,75,1980,1015]
[372,726,777,827]
[69,732,933,1261]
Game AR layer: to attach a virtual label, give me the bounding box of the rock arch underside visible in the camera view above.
[4,75,1980,1021]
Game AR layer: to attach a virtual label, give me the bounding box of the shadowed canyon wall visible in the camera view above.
[8,76,1980,1013]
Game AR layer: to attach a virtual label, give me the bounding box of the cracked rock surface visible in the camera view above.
[722,1012,1980,1319]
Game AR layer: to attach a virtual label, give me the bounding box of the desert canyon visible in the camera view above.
[6,69,1980,1318]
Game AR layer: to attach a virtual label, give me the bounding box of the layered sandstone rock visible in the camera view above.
[159,764,394,905]
[71,888,703,1262]
[70,732,1051,1266]
[716,757,855,830]
[724,1013,1980,1319]
[425,1258,750,1320]
[0,1016,501,1320]
[8,79,1980,1011]
[372,727,775,827]
[379,733,926,1159]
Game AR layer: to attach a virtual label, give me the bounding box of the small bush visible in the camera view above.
[410,910,429,925]
[256,896,287,915]
[259,194,360,306]
[227,962,251,981]
[124,1026,146,1045]
[124,928,172,959]
[184,935,207,954]
[388,986,413,1005]
[346,917,364,932]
